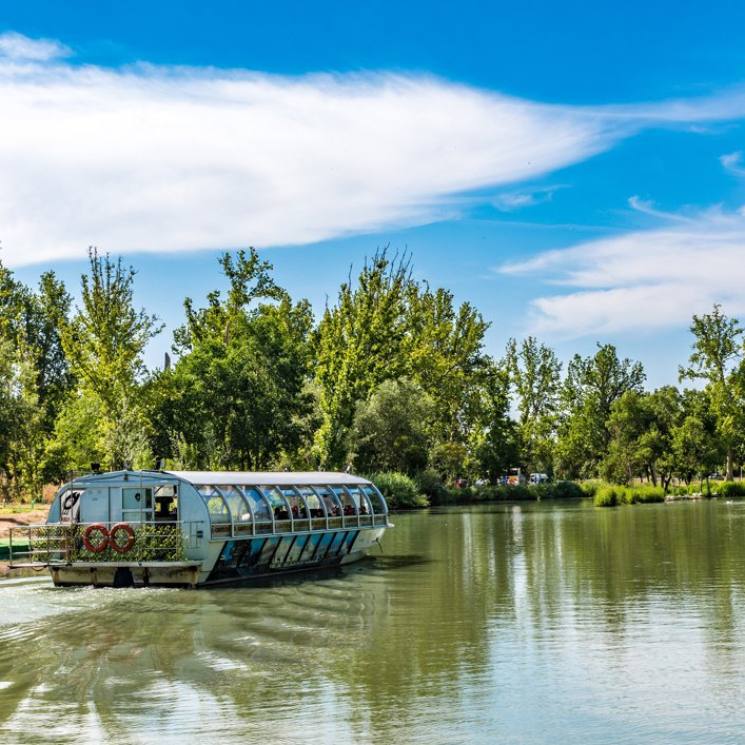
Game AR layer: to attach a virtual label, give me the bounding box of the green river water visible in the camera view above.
[3,500,745,744]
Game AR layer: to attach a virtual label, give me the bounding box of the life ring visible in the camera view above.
[83,523,110,553]
[62,492,79,511]
[109,523,136,554]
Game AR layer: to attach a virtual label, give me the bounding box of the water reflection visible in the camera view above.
[3,501,745,743]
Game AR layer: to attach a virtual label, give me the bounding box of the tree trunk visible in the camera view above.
[726,448,734,481]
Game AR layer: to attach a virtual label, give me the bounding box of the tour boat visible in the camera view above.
[8,469,392,588]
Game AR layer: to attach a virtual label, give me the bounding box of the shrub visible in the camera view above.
[551,481,584,499]
[528,483,551,500]
[625,485,665,504]
[579,480,601,499]
[507,485,533,501]
[594,484,621,507]
[369,471,429,509]
[464,481,584,502]
[713,481,745,497]
[415,469,452,505]
[594,483,665,507]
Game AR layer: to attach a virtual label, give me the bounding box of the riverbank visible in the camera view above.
[0,505,49,538]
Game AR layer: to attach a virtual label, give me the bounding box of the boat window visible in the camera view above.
[260,486,285,509]
[312,486,341,516]
[363,485,387,515]
[200,486,230,522]
[280,487,309,519]
[123,487,153,511]
[242,487,271,523]
[220,486,252,524]
[298,487,325,517]
[331,486,359,516]
[344,485,370,514]
[261,486,291,523]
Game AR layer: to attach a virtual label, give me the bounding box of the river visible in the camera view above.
[2,500,745,744]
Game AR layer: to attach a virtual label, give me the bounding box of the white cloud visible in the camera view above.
[493,185,566,212]
[0,31,70,61]
[499,209,745,337]
[3,34,745,266]
[721,150,745,176]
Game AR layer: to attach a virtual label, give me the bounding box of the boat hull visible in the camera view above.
[46,526,388,588]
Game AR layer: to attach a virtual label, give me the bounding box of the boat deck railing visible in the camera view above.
[209,512,389,539]
[7,521,201,567]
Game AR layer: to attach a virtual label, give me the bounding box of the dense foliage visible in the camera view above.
[1,249,744,503]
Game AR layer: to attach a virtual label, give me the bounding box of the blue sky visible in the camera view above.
[3,1,745,385]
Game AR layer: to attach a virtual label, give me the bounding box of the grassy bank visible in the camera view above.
[589,479,745,507]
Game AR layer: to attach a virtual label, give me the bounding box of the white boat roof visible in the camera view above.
[165,470,371,487]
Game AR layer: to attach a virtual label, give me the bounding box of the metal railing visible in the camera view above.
[8,521,202,566]
[208,511,388,539]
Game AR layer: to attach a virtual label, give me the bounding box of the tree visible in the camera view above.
[406,285,490,446]
[0,259,73,495]
[313,250,490,469]
[470,360,519,482]
[348,378,433,474]
[555,343,645,479]
[679,304,745,480]
[51,249,161,470]
[313,251,412,467]
[602,386,682,488]
[149,249,314,470]
[506,336,561,473]
[671,389,722,487]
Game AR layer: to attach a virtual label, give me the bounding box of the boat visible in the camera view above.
[7,469,392,588]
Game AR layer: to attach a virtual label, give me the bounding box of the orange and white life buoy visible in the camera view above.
[109,523,136,554]
[83,523,110,553]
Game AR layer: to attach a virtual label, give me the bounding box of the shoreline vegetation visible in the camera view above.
[2,247,745,510]
[356,472,745,510]
[2,477,742,527]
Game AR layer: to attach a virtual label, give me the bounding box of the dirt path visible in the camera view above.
[0,507,50,538]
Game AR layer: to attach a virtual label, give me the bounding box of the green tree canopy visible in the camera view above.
[679,304,745,480]
[149,249,314,470]
[506,336,561,473]
[555,343,645,479]
[349,378,433,475]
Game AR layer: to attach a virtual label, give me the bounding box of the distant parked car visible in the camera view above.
[529,473,549,485]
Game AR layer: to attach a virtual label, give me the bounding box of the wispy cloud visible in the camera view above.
[627,195,700,223]
[493,185,567,212]
[721,150,745,176]
[0,31,70,61]
[499,207,745,337]
[3,33,745,266]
